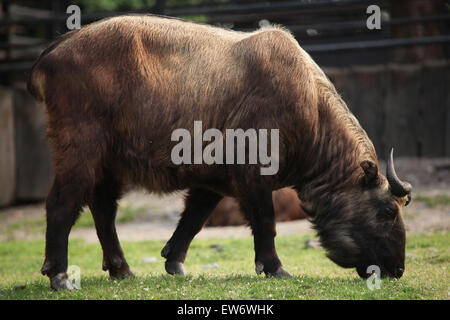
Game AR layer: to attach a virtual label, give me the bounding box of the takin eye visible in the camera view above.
[384,206,398,218]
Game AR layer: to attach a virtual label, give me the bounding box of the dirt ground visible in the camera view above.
[0,157,449,242]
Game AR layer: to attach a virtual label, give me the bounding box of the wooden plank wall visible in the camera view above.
[13,85,54,201]
[326,61,450,160]
[0,87,15,207]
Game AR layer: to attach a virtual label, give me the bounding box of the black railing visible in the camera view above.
[0,0,449,75]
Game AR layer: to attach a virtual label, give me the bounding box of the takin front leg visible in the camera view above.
[238,189,292,278]
[88,174,133,279]
[161,188,223,275]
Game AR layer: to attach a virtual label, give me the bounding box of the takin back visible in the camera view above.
[28,15,412,290]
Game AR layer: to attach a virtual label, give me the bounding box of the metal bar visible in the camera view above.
[2,8,447,33]
[166,0,381,16]
[0,0,384,26]
[0,61,34,72]
[3,11,448,29]
[285,15,450,34]
[0,42,47,49]
[303,35,450,53]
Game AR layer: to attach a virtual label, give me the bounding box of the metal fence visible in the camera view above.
[0,0,449,76]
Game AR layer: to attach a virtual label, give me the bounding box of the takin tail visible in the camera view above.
[27,63,45,102]
[27,30,79,102]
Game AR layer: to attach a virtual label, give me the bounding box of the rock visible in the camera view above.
[301,285,312,289]
[209,244,225,252]
[202,263,219,270]
[142,257,158,263]
[406,253,417,258]
[13,285,26,291]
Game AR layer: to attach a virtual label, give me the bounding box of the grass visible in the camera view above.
[6,203,146,236]
[0,232,448,300]
[414,194,450,208]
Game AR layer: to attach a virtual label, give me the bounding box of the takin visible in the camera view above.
[206,188,307,226]
[27,15,412,290]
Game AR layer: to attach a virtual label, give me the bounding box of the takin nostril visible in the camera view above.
[396,267,404,278]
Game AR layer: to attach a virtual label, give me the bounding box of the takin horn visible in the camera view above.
[386,148,412,198]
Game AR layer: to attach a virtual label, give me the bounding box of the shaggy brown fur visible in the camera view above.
[29,15,410,289]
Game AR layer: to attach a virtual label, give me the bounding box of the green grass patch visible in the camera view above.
[414,194,450,208]
[0,232,448,299]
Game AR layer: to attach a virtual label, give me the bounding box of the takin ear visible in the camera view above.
[300,201,316,218]
[360,160,379,187]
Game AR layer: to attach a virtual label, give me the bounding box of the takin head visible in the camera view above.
[310,149,412,279]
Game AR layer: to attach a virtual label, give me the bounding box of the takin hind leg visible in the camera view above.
[161,188,223,275]
[88,173,133,279]
[41,177,88,290]
[42,116,109,289]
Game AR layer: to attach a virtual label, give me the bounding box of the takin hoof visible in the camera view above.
[41,259,54,276]
[161,243,171,259]
[165,261,186,276]
[255,261,292,278]
[266,267,293,278]
[110,269,135,279]
[103,257,134,279]
[255,261,265,275]
[50,273,78,291]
